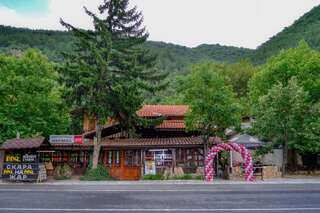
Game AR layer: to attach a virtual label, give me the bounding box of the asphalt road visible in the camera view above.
[0,183,320,213]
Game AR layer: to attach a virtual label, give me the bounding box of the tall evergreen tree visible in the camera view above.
[60,0,166,168]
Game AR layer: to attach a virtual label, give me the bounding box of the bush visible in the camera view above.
[195,175,203,180]
[54,164,73,179]
[173,174,193,180]
[142,174,163,180]
[80,164,112,181]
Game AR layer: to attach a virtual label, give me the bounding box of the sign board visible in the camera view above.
[5,154,21,163]
[37,164,47,182]
[2,163,39,181]
[74,135,83,144]
[22,154,37,163]
[144,160,156,175]
[49,135,83,144]
[2,152,45,182]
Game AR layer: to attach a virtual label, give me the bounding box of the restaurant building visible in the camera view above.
[54,105,222,180]
[1,105,223,181]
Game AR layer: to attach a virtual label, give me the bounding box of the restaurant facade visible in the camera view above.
[1,105,224,181]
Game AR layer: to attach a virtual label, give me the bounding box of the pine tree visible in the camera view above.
[60,0,166,168]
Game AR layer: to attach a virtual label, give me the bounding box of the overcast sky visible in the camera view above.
[0,0,319,49]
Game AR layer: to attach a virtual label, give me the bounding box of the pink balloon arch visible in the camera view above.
[205,143,254,182]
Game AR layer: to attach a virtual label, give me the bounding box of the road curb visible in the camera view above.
[1,179,320,185]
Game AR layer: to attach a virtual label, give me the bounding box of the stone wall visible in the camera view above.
[230,165,281,180]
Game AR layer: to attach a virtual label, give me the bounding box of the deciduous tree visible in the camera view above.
[253,78,308,176]
[181,63,241,156]
[249,41,320,105]
[0,49,69,142]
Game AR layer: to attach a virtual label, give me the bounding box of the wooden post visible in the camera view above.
[0,150,4,176]
[229,150,233,174]
[140,149,145,178]
[103,150,107,165]
[171,148,176,173]
[84,151,87,168]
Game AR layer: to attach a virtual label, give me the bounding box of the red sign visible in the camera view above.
[74,135,83,144]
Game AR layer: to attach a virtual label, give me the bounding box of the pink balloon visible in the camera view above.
[205,143,254,182]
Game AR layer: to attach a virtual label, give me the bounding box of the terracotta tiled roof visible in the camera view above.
[102,137,203,147]
[51,137,222,148]
[156,120,185,129]
[101,136,222,148]
[1,137,45,150]
[137,105,189,117]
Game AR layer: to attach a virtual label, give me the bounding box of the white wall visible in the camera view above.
[230,149,283,168]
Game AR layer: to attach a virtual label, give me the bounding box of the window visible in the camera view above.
[108,151,112,165]
[125,150,140,167]
[115,151,120,166]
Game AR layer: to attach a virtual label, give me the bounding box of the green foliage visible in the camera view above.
[253,78,308,146]
[250,42,320,158]
[60,0,166,136]
[195,175,204,180]
[0,25,252,71]
[294,102,320,154]
[145,42,253,73]
[249,42,320,105]
[54,164,73,179]
[0,25,75,62]
[254,143,274,158]
[181,63,241,139]
[253,5,320,64]
[0,49,69,142]
[142,174,163,180]
[80,164,112,181]
[172,174,193,180]
[213,60,257,98]
[156,61,256,118]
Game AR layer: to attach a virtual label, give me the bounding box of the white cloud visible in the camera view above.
[0,0,319,48]
[0,0,100,30]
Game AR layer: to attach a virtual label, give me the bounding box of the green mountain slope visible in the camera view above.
[1,4,320,67]
[0,25,253,73]
[253,5,320,64]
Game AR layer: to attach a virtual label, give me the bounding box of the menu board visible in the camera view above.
[2,163,39,181]
[2,153,44,182]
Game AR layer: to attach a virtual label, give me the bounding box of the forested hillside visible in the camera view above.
[1,5,320,68]
[0,25,74,61]
[253,5,320,64]
[0,25,252,73]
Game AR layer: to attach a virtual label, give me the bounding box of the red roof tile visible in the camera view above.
[102,137,203,147]
[1,137,45,150]
[137,105,189,117]
[156,120,185,129]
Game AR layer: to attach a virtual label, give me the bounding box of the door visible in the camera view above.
[106,150,141,180]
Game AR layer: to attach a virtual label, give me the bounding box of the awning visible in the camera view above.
[229,134,264,149]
